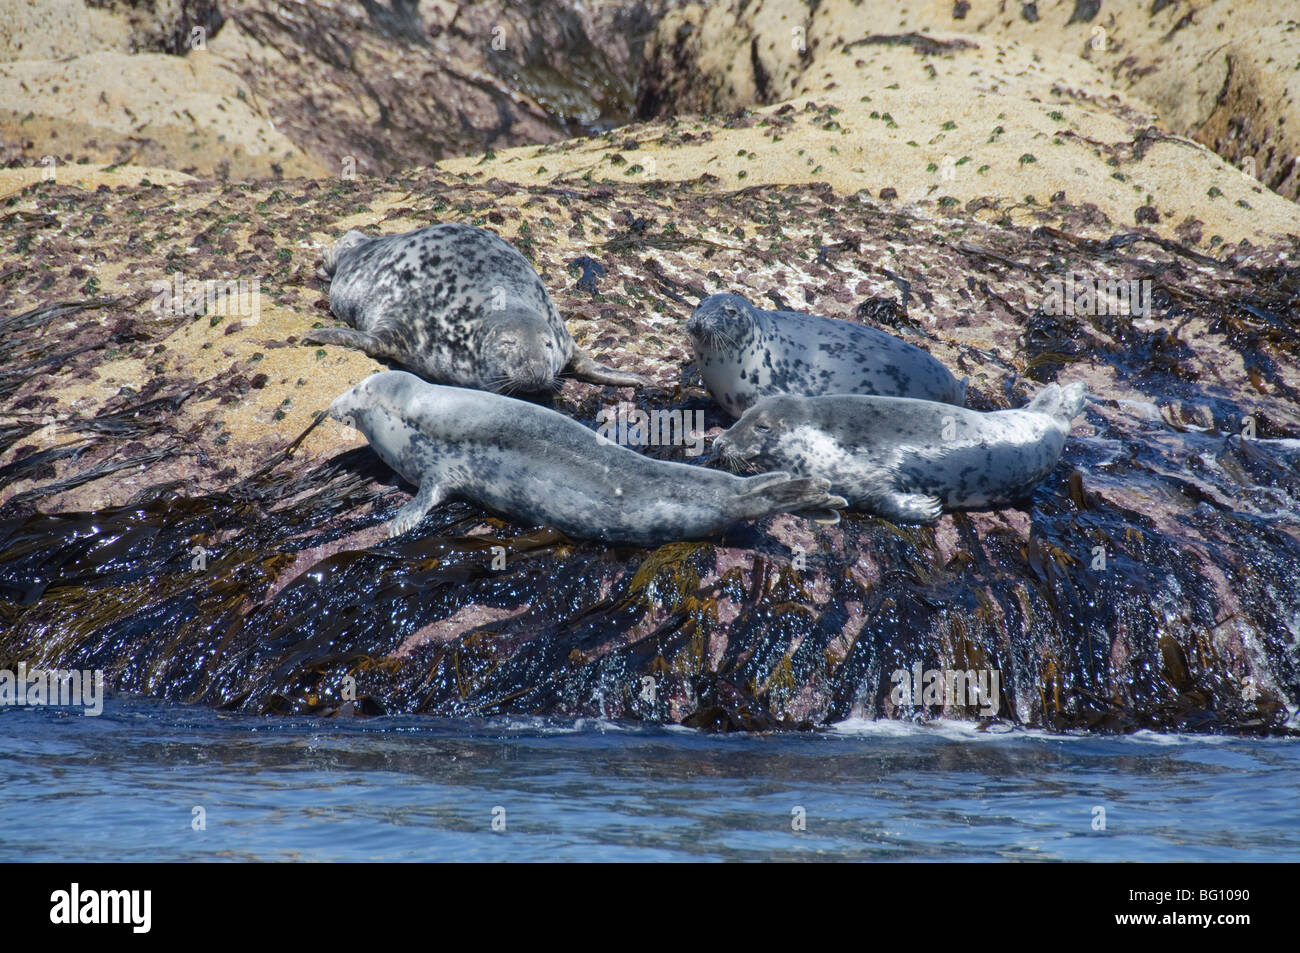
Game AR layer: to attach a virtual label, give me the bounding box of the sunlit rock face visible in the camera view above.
[0,1,1297,734]
[0,1,662,179]
[637,0,1300,203]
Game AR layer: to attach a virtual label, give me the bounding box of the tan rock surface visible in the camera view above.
[0,47,326,179]
[639,0,1300,200]
[0,0,133,62]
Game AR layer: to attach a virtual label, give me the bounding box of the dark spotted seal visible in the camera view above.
[685,293,965,417]
[710,382,1087,523]
[329,371,847,543]
[308,225,646,393]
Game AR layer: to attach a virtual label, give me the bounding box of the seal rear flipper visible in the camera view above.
[565,347,650,387]
[872,492,943,524]
[736,471,791,493]
[955,376,970,407]
[736,474,845,518]
[1026,381,1088,421]
[388,479,449,537]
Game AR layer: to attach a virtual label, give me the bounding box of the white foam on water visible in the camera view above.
[829,716,1060,742]
[827,717,1280,747]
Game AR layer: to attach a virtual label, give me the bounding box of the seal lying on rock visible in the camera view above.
[710,383,1087,523]
[330,371,847,543]
[685,293,966,417]
[308,224,647,393]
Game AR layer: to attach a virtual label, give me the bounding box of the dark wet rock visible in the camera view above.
[1066,0,1101,26]
[86,0,226,54]
[567,255,607,293]
[841,33,978,57]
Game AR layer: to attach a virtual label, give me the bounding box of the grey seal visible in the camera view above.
[710,382,1087,523]
[308,224,646,393]
[685,293,966,417]
[329,371,847,543]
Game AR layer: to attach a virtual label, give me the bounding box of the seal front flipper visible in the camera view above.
[871,491,943,525]
[303,326,404,364]
[388,478,449,538]
[564,347,649,387]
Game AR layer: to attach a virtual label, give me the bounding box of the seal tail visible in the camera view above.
[1026,381,1088,422]
[317,229,370,281]
[735,472,848,520]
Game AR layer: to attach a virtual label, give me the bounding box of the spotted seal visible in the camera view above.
[307,225,646,393]
[329,371,847,542]
[710,382,1087,523]
[684,293,966,417]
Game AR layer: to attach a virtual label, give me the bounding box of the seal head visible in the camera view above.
[477,308,565,393]
[686,293,966,417]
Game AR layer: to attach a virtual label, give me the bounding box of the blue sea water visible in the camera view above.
[1,697,1296,862]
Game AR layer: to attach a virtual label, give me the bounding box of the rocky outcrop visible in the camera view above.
[1,1,665,180]
[0,1,1297,734]
[637,0,1300,202]
[1,166,1296,733]
[213,0,665,176]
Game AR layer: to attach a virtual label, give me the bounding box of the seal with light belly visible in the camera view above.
[329,371,847,542]
[710,383,1088,523]
[308,224,646,393]
[685,293,966,417]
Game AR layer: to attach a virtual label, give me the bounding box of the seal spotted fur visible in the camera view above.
[330,371,847,543]
[309,225,646,393]
[711,383,1087,523]
[685,293,966,417]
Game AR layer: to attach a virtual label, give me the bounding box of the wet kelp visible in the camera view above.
[1,170,1298,733]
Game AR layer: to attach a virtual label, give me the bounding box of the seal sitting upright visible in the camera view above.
[307,224,646,393]
[710,383,1087,523]
[330,371,847,543]
[685,293,965,417]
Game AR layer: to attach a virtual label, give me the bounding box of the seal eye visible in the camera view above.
[754,424,771,434]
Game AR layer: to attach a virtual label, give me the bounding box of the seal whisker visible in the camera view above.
[710,445,756,474]
[486,374,522,396]
[691,328,738,351]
